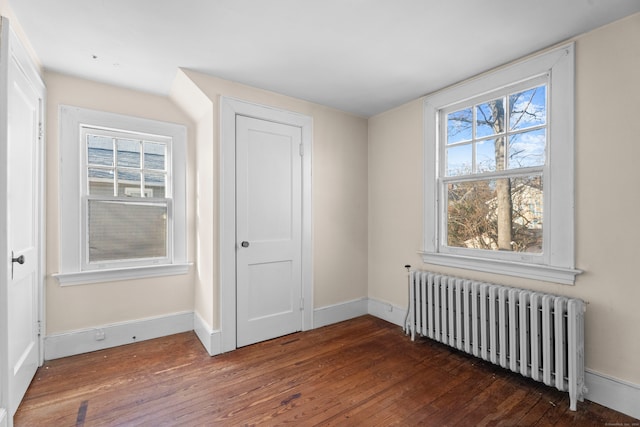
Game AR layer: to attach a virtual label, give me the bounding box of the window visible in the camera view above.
[423,44,581,284]
[55,106,189,285]
[444,78,546,254]
[84,129,170,265]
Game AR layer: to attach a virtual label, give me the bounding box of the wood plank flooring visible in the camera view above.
[14,315,638,426]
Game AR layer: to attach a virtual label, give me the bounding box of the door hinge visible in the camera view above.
[38,122,43,141]
[37,320,42,337]
[299,298,304,311]
[299,142,304,157]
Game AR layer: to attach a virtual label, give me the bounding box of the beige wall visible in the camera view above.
[368,13,640,386]
[171,70,369,330]
[170,71,217,329]
[43,66,368,335]
[44,72,197,333]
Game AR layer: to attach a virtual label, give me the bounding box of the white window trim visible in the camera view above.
[54,106,190,285]
[422,43,581,285]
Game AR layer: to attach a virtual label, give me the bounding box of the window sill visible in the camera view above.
[420,252,581,285]
[53,263,192,286]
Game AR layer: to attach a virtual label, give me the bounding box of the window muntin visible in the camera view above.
[444,80,547,178]
[82,127,173,269]
[440,77,547,256]
[86,131,169,199]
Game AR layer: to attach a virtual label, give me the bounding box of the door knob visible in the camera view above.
[11,251,24,280]
[241,241,250,248]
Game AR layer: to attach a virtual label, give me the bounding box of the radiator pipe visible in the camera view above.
[403,265,412,337]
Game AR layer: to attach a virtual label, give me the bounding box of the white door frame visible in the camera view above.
[220,97,313,352]
[0,16,46,425]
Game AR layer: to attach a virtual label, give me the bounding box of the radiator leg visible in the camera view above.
[404,265,415,340]
[569,392,577,411]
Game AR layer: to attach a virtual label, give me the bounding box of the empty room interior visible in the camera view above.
[1,0,640,425]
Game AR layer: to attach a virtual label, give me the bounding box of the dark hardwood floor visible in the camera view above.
[15,315,638,426]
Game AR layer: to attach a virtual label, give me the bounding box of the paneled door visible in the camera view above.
[235,115,302,347]
[0,17,45,423]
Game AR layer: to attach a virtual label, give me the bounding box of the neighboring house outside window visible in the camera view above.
[55,106,189,285]
[422,44,581,284]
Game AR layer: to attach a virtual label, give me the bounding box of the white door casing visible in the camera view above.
[235,116,302,347]
[0,17,45,424]
[220,97,313,352]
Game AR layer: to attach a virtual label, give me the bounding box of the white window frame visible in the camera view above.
[54,106,189,285]
[422,43,581,284]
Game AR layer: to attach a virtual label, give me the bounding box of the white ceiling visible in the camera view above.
[8,0,640,117]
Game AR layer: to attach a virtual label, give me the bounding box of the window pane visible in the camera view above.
[144,142,166,171]
[476,139,498,173]
[447,176,542,253]
[508,129,546,169]
[118,170,141,197]
[509,85,546,131]
[446,144,472,176]
[87,135,113,166]
[447,108,472,144]
[144,172,166,198]
[88,200,167,262]
[476,97,505,138]
[117,139,141,168]
[88,168,114,196]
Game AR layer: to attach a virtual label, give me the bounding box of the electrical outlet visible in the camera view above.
[95,330,105,341]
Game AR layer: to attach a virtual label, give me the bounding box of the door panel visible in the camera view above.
[236,116,302,347]
[246,129,293,241]
[248,261,293,320]
[3,22,42,418]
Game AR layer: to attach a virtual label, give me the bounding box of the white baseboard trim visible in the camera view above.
[585,369,640,420]
[193,312,222,356]
[0,408,7,427]
[44,311,194,360]
[312,297,407,329]
[313,298,368,328]
[367,297,407,327]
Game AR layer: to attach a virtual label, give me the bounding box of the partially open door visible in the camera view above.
[0,16,45,424]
